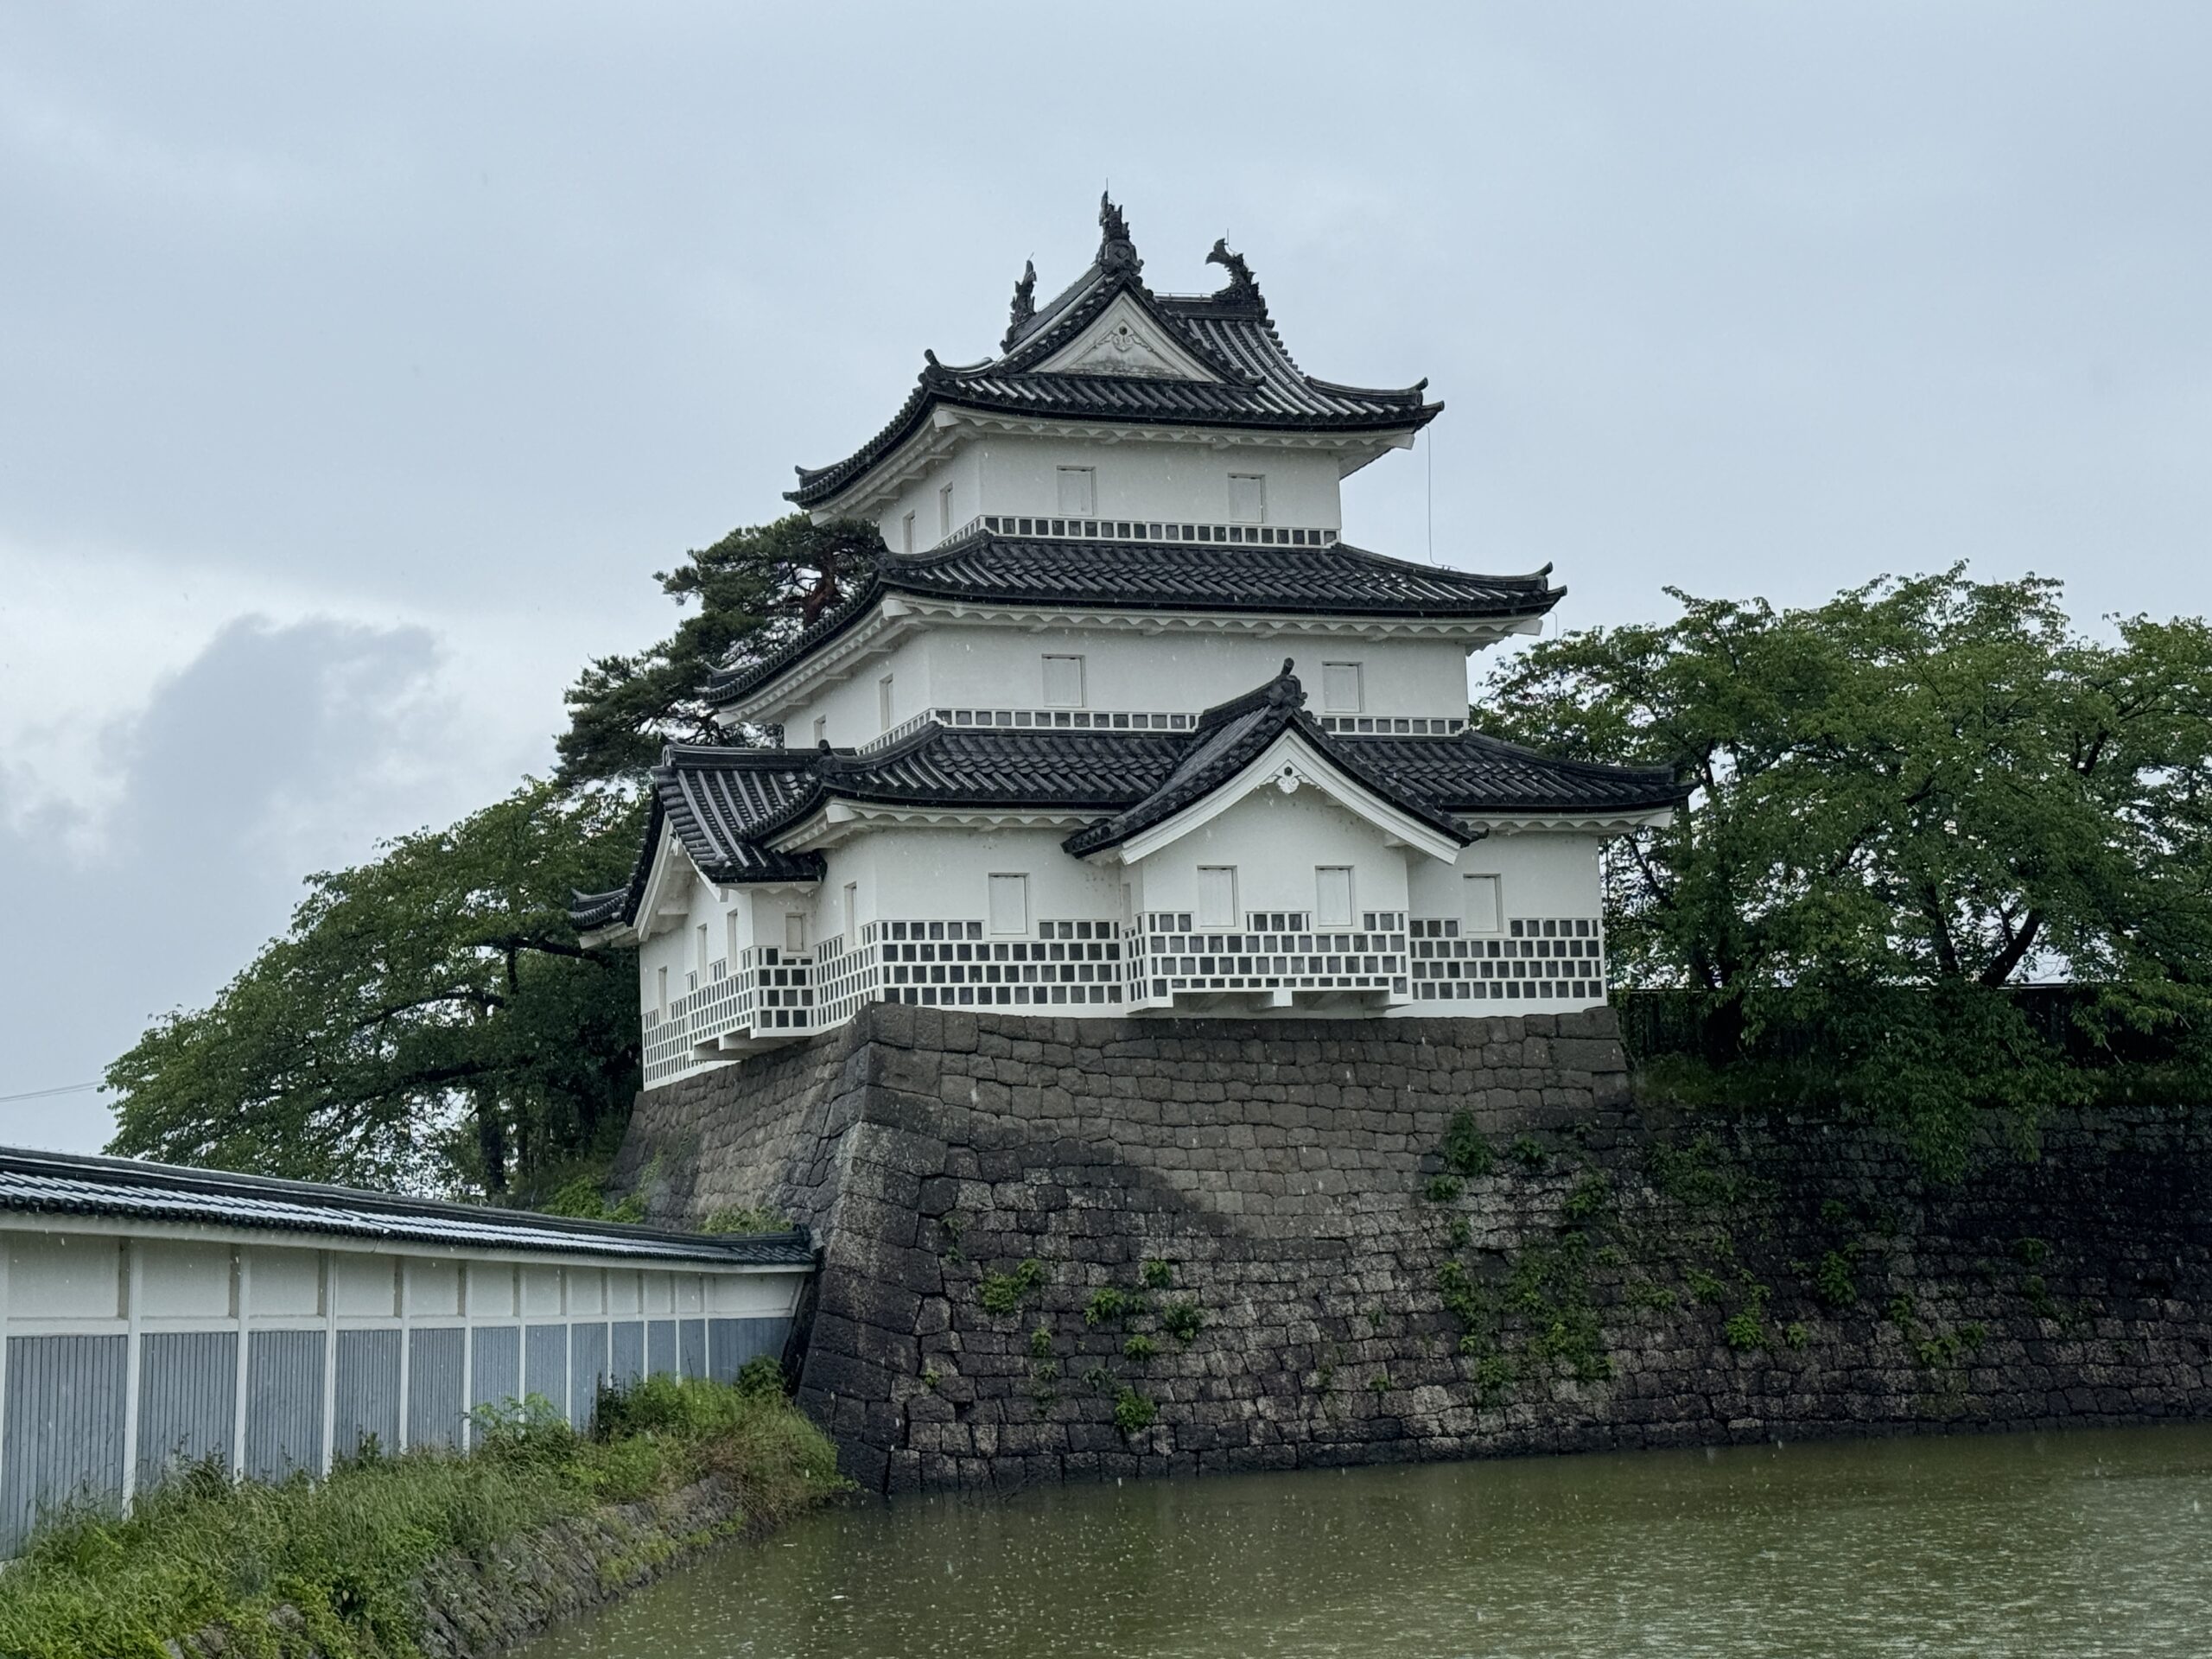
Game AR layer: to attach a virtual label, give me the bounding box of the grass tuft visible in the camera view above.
[0,1370,843,1659]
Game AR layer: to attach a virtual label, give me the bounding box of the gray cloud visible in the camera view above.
[0,618,461,1152]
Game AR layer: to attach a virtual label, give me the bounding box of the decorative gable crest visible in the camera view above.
[1038,291,1218,381]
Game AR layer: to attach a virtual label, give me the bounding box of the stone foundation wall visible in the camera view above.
[614,1005,2212,1493]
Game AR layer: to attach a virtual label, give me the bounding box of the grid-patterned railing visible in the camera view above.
[959,515,1338,548]
[1408,915,1606,1005]
[872,918,1127,1009]
[1127,910,1409,1006]
[645,911,1598,1085]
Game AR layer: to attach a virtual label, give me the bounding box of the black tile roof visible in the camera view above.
[571,750,827,939]
[1062,664,1472,856]
[1341,733,1690,816]
[787,214,1440,508]
[703,532,1562,709]
[574,666,1686,932]
[0,1146,815,1266]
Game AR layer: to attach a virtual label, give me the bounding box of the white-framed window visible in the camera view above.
[988,873,1030,935]
[784,912,809,954]
[843,881,859,934]
[812,715,827,747]
[1465,874,1503,934]
[1057,466,1096,516]
[1042,653,1085,708]
[1197,866,1237,929]
[938,482,954,539]
[1228,473,1267,524]
[1321,661,1363,714]
[1315,866,1353,928]
[726,911,742,963]
[695,923,709,976]
[878,674,894,733]
[901,511,916,554]
[655,964,669,1016]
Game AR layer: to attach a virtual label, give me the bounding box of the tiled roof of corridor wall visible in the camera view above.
[0,1146,813,1265]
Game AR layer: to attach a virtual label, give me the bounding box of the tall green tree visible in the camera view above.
[105,783,644,1197]
[556,514,881,783]
[1478,568,2212,1172]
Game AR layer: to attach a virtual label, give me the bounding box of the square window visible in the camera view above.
[1057,467,1096,516]
[1321,662,1363,714]
[1228,473,1267,524]
[1465,874,1502,935]
[988,873,1030,935]
[1197,867,1237,930]
[1042,654,1084,708]
[1314,866,1353,928]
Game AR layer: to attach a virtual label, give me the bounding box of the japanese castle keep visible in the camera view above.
[576,200,1686,1087]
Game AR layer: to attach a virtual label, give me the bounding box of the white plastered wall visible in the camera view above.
[832,826,1124,930]
[916,624,1471,721]
[778,629,934,747]
[868,435,1345,549]
[1122,785,1427,923]
[965,435,1344,531]
[874,445,985,553]
[1405,830,1606,927]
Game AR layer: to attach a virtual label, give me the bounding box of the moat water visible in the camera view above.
[516,1425,2212,1658]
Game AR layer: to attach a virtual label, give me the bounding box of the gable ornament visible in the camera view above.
[1002,258,1037,351]
[1096,191,1142,277]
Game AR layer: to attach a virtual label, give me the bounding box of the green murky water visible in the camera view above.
[516,1426,2212,1658]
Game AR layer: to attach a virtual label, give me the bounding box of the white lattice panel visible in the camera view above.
[1409,915,1606,1004]
[875,918,1127,1010]
[1128,910,1409,1003]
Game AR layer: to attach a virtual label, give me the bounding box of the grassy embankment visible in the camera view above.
[0,1367,846,1659]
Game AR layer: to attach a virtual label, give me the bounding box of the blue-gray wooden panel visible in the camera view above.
[678,1318,707,1379]
[568,1323,608,1428]
[469,1325,520,1411]
[523,1324,567,1414]
[646,1319,677,1377]
[137,1330,237,1491]
[708,1317,790,1382]
[0,1334,127,1557]
[610,1320,645,1389]
[332,1328,401,1460]
[244,1329,325,1484]
[406,1327,465,1450]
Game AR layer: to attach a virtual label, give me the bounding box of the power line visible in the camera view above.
[0,1082,101,1105]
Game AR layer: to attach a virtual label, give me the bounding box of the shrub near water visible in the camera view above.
[0,1366,843,1659]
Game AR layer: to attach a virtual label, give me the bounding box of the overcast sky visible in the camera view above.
[3,3,2208,1155]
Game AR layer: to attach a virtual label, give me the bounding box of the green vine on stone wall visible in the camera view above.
[978,1257,1046,1315]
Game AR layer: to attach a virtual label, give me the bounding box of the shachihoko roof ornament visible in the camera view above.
[1001,258,1037,351]
[1096,191,1141,277]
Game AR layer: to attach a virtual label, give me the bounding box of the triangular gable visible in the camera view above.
[1034,291,1222,382]
[1106,727,1466,865]
[629,815,709,944]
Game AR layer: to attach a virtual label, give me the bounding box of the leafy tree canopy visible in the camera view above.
[555,514,883,784]
[1477,567,2212,1173]
[105,783,643,1198]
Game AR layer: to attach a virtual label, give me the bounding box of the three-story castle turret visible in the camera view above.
[576,201,1685,1088]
